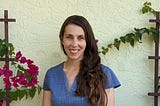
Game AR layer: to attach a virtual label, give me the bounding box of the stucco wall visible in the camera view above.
[0,0,159,106]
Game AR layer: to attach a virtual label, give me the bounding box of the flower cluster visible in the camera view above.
[0,51,41,103]
[0,51,39,89]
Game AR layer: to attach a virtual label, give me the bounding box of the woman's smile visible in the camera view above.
[69,49,80,54]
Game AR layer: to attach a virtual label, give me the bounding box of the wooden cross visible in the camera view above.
[148,12,160,106]
[0,10,16,106]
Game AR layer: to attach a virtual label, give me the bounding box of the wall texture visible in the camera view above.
[0,0,159,106]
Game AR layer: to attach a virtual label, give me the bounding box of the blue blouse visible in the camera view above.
[43,62,120,106]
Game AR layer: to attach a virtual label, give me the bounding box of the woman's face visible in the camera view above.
[62,24,86,61]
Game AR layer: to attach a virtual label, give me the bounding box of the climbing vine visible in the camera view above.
[100,2,158,55]
[100,1,160,90]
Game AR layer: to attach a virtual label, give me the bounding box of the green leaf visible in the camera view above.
[101,46,105,50]
[153,32,159,43]
[125,34,130,42]
[101,47,109,55]
[29,87,36,99]
[18,90,27,100]
[129,37,135,47]
[0,44,7,57]
[135,31,142,41]
[120,36,126,43]
[37,85,42,95]
[25,74,31,82]
[0,90,5,99]
[107,44,112,48]
[10,91,18,101]
[0,39,15,57]
[141,2,157,15]
[102,50,106,55]
[114,39,121,50]
[17,64,25,71]
[0,48,5,57]
[8,43,15,56]
[11,61,16,65]
[150,27,159,42]
[17,69,23,75]
[125,33,135,47]
[142,6,149,14]
[144,28,150,34]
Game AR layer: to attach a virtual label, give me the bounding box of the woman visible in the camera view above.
[42,15,120,106]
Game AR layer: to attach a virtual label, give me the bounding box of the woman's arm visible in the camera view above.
[42,90,52,106]
[105,88,115,106]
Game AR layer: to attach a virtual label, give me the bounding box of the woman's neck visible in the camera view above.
[64,59,80,71]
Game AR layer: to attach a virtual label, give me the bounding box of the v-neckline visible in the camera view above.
[61,62,77,93]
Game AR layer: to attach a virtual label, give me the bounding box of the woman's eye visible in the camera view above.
[79,36,85,40]
[66,36,72,39]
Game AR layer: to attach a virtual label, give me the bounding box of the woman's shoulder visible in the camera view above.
[101,64,113,73]
[100,64,117,77]
[101,64,121,88]
[46,62,64,75]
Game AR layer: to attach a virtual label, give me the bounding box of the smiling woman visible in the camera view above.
[62,24,86,61]
[42,15,121,106]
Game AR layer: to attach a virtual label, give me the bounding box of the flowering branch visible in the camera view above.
[0,39,41,103]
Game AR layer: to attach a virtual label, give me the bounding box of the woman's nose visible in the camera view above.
[72,39,78,46]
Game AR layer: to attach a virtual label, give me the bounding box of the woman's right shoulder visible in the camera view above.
[45,62,64,75]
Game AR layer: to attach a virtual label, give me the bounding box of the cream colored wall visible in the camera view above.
[0,0,159,106]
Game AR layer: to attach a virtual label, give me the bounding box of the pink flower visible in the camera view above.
[13,83,19,88]
[0,101,3,106]
[0,69,4,76]
[18,74,27,85]
[11,77,19,88]
[3,64,9,70]
[26,64,39,76]
[27,59,33,65]
[3,77,11,89]
[15,51,22,61]
[95,39,99,44]
[20,56,27,64]
[26,69,38,76]
[27,77,38,86]
[28,64,38,70]
[3,70,13,77]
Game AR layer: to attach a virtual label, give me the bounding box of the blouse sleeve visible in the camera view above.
[101,64,121,89]
[43,70,50,90]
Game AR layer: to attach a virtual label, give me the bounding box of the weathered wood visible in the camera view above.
[148,12,160,106]
[0,10,16,106]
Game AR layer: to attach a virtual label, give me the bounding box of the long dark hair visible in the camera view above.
[59,15,107,106]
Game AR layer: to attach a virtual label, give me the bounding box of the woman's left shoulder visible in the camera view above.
[101,64,115,75]
[101,64,121,89]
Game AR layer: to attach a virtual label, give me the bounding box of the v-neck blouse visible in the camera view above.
[43,62,120,106]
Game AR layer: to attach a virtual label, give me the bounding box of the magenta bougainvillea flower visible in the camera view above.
[27,77,38,86]
[19,56,27,64]
[0,51,39,89]
[15,51,22,61]
[3,77,11,89]
[0,69,4,75]
[95,39,99,43]
[3,70,13,77]
[18,74,27,85]
[0,50,41,103]
[0,101,3,106]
